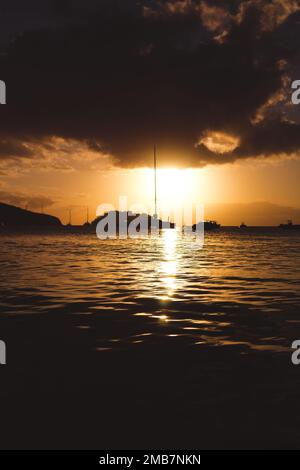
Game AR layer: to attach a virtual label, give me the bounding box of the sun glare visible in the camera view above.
[144,168,199,212]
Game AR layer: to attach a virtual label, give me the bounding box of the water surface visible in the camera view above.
[1,229,300,353]
[1,229,300,449]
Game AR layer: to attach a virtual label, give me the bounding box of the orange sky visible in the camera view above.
[1,149,300,226]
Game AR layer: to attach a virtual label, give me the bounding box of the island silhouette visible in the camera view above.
[0,202,225,233]
[0,202,176,233]
[0,202,61,230]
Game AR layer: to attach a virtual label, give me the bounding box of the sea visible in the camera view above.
[0,228,300,449]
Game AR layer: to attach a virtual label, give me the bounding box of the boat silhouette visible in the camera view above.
[192,220,221,231]
[239,222,247,229]
[279,220,300,230]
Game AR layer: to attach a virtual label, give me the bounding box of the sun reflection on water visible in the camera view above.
[159,229,178,299]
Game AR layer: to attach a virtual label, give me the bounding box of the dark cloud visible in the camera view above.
[0,0,300,168]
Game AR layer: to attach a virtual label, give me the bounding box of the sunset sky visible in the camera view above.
[0,0,300,225]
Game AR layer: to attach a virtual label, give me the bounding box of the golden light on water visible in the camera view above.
[160,229,178,299]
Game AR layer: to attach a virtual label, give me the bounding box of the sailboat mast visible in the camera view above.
[154,144,157,218]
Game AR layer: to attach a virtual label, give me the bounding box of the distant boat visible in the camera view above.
[239,222,247,229]
[192,220,221,231]
[279,220,300,230]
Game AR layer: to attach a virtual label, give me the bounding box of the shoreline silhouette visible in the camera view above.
[1,201,300,233]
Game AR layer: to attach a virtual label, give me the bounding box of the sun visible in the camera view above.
[144,167,199,213]
[157,168,194,200]
[132,166,212,218]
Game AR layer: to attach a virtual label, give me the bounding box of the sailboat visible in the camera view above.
[153,144,158,220]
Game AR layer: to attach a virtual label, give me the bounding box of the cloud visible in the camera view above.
[197,131,240,154]
[0,0,299,169]
[199,1,233,40]
[258,0,300,32]
[0,190,55,210]
[143,1,300,39]
[0,137,114,175]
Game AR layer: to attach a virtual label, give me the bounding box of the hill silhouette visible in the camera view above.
[89,211,175,234]
[0,202,62,229]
